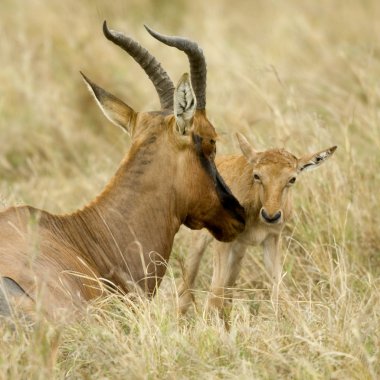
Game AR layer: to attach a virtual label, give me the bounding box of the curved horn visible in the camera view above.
[145,25,207,111]
[103,21,175,110]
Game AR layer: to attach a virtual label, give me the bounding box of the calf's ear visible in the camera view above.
[298,146,337,173]
[236,133,258,163]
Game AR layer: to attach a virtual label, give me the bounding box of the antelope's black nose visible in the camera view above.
[261,208,282,224]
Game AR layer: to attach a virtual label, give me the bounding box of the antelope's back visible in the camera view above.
[0,206,36,317]
[0,206,101,318]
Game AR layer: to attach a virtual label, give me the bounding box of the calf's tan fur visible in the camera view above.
[179,133,336,315]
[0,23,245,319]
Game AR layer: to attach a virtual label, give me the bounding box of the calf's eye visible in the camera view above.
[253,174,261,182]
[289,177,296,184]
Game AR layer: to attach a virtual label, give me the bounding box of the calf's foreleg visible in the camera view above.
[178,233,213,314]
[206,241,247,315]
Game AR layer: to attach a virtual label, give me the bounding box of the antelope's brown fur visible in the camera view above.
[178,133,336,315]
[0,24,246,320]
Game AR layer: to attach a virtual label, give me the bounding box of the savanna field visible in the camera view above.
[0,0,379,378]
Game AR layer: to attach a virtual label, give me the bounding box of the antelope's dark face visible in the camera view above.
[236,133,337,226]
[82,24,245,242]
[175,111,245,242]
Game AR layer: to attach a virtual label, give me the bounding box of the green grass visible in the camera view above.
[0,0,379,378]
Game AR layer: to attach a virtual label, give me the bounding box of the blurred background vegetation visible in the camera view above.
[0,0,379,378]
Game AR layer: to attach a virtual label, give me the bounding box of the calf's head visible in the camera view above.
[236,133,336,226]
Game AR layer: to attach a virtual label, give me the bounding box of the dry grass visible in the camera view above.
[0,0,379,379]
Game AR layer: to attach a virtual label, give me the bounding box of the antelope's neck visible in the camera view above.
[54,139,182,295]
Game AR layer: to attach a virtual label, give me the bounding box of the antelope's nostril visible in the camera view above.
[261,209,282,224]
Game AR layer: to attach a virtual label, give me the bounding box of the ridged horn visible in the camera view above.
[145,25,207,111]
[103,21,175,110]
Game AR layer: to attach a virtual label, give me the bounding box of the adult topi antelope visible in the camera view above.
[0,22,245,319]
[178,132,336,315]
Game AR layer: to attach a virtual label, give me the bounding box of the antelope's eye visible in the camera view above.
[210,139,216,145]
[289,177,296,184]
[253,174,261,182]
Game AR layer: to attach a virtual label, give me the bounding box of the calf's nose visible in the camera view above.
[261,208,282,224]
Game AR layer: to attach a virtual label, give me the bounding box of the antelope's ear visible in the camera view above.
[236,132,258,163]
[174,73,196,135]
[298,146,337,173]
[81,72,136,135]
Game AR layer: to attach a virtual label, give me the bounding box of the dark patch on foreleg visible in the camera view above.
[0,277,32,317]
